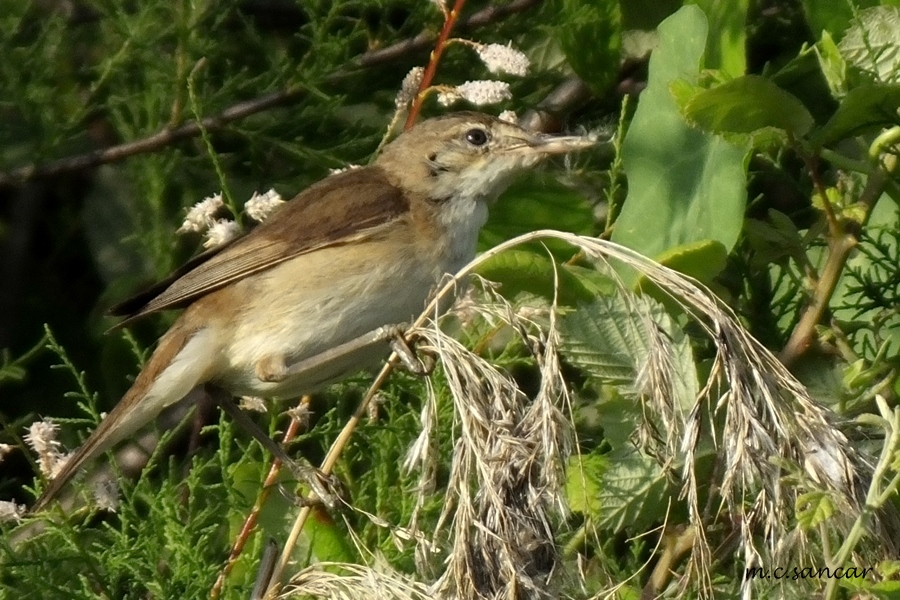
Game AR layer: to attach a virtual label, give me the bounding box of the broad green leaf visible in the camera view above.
[812,83,900,147]
[480,173,594,257]
[839,6,900,85]
[475,250,597,305]
[690,0,748,77]
[653,239,728,283]
[566,453,607,519]
[558,0,622,94]
[682,75,814,137]
[612,5,747,277]
[595,448,671,531]
[795,491,836,530]
[560,294,698,410]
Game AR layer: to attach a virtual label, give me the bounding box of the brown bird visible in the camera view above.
[32,111,593,511]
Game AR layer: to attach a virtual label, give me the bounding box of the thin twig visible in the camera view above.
[0,89,304,186]
[405,0,468,129]
[779,154,897,366]
[0,0,542,187]
[209,397,310,600]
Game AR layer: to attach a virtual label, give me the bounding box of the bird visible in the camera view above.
[31,111,593,511]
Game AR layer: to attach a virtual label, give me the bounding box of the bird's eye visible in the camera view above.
[464,128,489,146]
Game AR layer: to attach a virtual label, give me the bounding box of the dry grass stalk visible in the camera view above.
[282,229,871,599]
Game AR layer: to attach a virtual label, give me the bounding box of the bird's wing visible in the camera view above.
[111,167,409,323]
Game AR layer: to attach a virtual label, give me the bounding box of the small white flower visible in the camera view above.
[49,451,73,479]
[286,404,311,428]
[395,66,424,108]
[203,219,241,249]
[25,419,66,478]
[239,396,268,413]
[244,189,285,222]
[477,43,530,77]
[328,164,363,176]
[438,80,512,107]
[93,477,120,512]
[498,110,518,125]
[0,501,25,523]
[177,193,224,234]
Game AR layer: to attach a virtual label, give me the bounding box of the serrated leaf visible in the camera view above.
[560,294,698,410]
[560,296,641,384]
[839,6,900,85]
[796,490,836,530]
[596,449,670,531]
[612,5,747,273]
[682,75,814,137]
[566,453,607,519]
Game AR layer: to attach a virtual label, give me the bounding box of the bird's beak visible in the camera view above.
[513,132,597,156]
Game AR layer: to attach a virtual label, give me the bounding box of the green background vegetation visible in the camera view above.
[2,0,900,598]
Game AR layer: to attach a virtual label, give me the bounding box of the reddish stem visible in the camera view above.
[209,404,307,599]
[404,0,468,129]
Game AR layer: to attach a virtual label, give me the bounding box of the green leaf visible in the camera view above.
[475,250,598,306]
[661,240,729,285]
[560,294,698,409]
[612,5,747,276]
[480,172,595,257]
[558,0,622,94]
[815,31,849,97]
[796,490,836,529]
[561,296,645,385]
[566,453,607,519]
[839,6,900,85]
[595,448,671,531]
[682,75,814,137]
[812,84,900,147]
[690,0,748,77]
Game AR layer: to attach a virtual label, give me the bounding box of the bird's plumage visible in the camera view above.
[31,112,592,512]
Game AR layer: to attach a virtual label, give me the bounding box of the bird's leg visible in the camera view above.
[257,324,435,384]
[204,384,343,508]
[383,325,435,376]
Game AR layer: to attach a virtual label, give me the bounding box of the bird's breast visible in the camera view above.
[212,224,452,397]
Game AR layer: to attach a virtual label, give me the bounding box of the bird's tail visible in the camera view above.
[31,321,218,512]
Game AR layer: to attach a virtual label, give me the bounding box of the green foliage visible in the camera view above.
[611,6,747,283]
[3,0,900,599]
[558,0,622,94]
